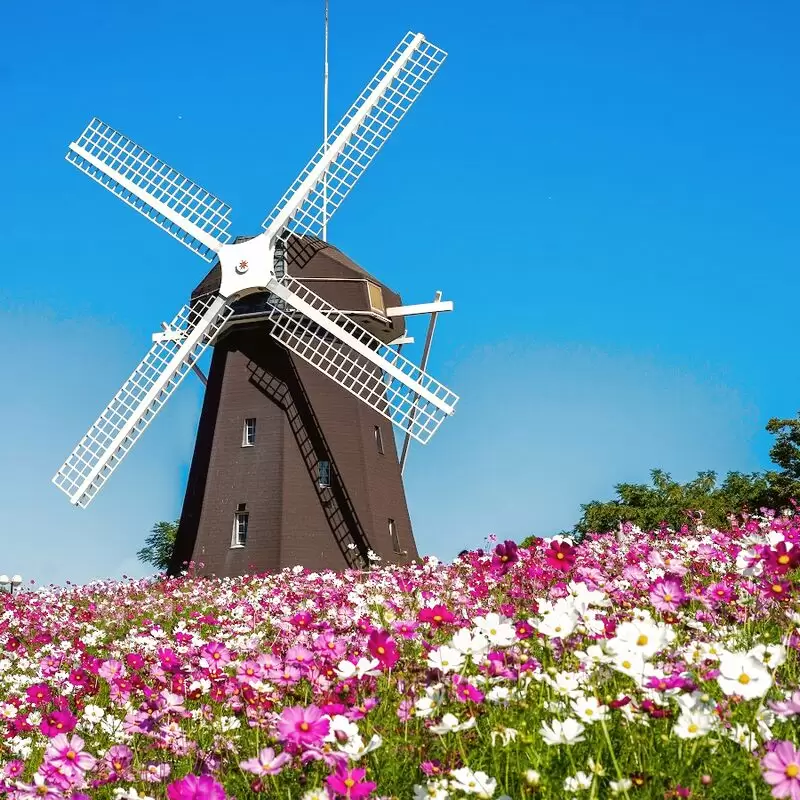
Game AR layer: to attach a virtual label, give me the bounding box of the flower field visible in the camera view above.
[0,517,798,800]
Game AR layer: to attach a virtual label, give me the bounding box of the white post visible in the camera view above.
[322,0,329,242]
[400,291,443,474]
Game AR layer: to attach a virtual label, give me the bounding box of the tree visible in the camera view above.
[520,411,800,546]
[137,520,179,572]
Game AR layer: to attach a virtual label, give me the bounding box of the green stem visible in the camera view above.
[599,719,631,800]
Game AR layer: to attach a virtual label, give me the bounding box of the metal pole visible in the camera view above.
[399,291,442,475]
[322,0,329,242]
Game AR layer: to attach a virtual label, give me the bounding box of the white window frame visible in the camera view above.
[232,510,249,548]
[242,417,256,447]
[389,518,402,554]
[318,460,331,489]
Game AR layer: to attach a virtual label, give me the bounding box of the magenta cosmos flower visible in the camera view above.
[45,734,96,775]
[762,740,800,799]
[277,705,330,748]
[545,540,576,571]
[326,764,377,799]
[166,774,227,800]
[367,630,399,669]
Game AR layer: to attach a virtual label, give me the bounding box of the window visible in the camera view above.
[242,418,256,447]
[232,504,248,547]
[389,518,402,554]
[366,281,385,314]
[374,426,384,455]
[318,460,331,489]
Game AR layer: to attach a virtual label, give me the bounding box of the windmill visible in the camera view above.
[53,31,459,575]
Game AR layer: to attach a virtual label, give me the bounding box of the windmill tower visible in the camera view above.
[52,32,459,576]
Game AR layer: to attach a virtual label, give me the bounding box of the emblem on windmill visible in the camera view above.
[53,32,458,574]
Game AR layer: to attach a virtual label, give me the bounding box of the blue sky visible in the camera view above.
[2,0,799,585]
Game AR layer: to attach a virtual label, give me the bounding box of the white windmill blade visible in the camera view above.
[66,118,233,262]
[261,31,446,242]
[267,277,458,444]
[52,295,234,508]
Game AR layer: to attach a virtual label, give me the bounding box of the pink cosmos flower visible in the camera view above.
[40,710,78,738]
[277,705,330,748]
[45,734,96,775]
[199,642,231,671]
[326,763,377,799]
[239,747,292,776]
[491,540,519,574]
[418,605,455,627]
[392,620,419,639]
[546,540,576,572]
[103,744,134,777]
[166,774,227,800]
[15,773,62,800]
[367,631,399,669]
[285,645,315,668]
[25,682,53,707]
[761,740,800,799]
[649,577,686,613]
[98,659,126,681]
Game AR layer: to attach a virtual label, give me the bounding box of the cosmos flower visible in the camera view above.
[539,717,586,746]
[325,764,376,799]
[546,540,576,572]
[717,652,773,700]
[166,774,227,800]
[761,740,800,799]
[277,705,330,748]
[367,631,399,669]
[239,747,292,776]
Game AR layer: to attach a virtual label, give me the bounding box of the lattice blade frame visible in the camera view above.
[53,295,234,507]
[267,277,458,444]
[67,118,233,261]
[261,32,446,242]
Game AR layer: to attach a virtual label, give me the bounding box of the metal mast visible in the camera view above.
[322,0,330,241]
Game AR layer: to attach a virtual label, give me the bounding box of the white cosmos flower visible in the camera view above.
[426,645,465,674]
[449,767,497,798]
[324,715,360,744]
[672,709,715,739]
[539,717,586,746]
[728,723,759,751]
[748,643,786,670]
[537,609,578,639]
[489,726,518,746]
[609,650,647,680]
[609,778,633,795]
[485,686,511,703]
[334,657,381,681]
[414,696,438,718]
[571,696,609,724]
[735,547,763,577]
[429,713,476,735]
[607,618,673,660]
[564,772,592,792]
[449,628,490,660]
[472,613,516,647]
[340,733,382,760]
[82,704,105,724]
[717,652,773,699]
[413,781,450,800]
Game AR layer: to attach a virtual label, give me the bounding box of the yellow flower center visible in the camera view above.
[556,553,564,560]
[772,584,783,593]
[786,764,799,779]
[377,646,385,655]
[636,635,648,647]
[300,722,310,731]
[344,778,355,788]
[738,673,751,685]
[687,723,698,733]
[778,554,790,564]
[66,751,76,760]
[663,594,673,603]
[622,660,632,669]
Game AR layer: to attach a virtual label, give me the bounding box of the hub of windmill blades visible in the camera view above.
[52,30,459,510]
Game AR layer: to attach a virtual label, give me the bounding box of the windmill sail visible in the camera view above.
[267,277,458,443]
[67,118,233,261]
[261,32,446,243]
[53,295,233,507]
